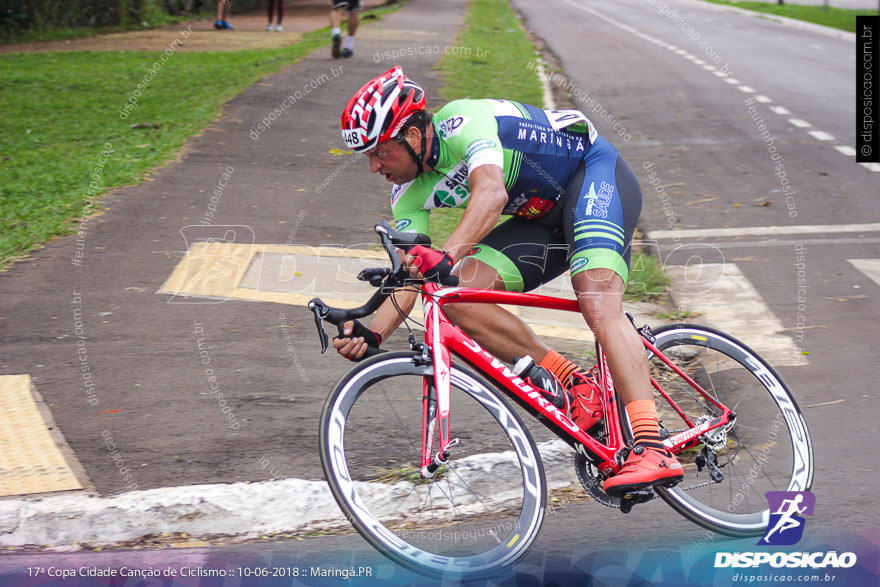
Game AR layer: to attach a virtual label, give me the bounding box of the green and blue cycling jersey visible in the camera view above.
[390,99,641,291]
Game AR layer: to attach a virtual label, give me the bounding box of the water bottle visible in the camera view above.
[513,356,569,411]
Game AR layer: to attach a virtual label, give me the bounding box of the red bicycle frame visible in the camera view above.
[417,282,734,478]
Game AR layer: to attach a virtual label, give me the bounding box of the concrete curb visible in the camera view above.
[0,441,578,548]
[684,0,857,42]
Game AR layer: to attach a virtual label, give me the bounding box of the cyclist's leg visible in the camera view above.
[565,142,647,405]
[565,137,681,491]
[446,217,567,363]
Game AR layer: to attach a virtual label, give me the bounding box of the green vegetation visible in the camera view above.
[374,465,443,485]
[428,0,543,246]
[702,1,876,32]
[625,253,669,302]
[0,3,402,266]
[654,309,699,321]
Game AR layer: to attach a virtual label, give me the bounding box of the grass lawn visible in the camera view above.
[703,0,877,32]
[0,3,402,267]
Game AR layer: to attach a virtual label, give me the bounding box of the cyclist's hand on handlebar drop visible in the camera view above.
[332,320,382,362]
[406,245,455,282]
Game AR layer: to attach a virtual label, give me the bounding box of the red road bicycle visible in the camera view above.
[308,223,813,577]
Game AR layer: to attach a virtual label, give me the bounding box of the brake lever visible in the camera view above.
[308,299,330,353]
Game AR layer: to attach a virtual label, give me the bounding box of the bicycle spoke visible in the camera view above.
[647,326,812,536]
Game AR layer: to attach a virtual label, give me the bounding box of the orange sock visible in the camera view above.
[539,349,579,386]
[626,399,669,454]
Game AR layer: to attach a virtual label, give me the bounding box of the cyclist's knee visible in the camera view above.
[572,269,625,332]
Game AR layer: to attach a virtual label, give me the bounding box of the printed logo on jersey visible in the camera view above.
[390,182,409,206]
[465,246,481,257]
[583,181,615,219]
[395,218,412,231]
[514,195,555,219]
[570,257,589,273]
[430,162,470,208]
[515,122,586,152]
[434,187,469,208]
[759,491,815,546]
[436,115,470,140]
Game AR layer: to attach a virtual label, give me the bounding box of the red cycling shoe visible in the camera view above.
[603,445,684,497]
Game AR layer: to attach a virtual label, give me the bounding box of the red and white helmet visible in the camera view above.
[341,66,426,152]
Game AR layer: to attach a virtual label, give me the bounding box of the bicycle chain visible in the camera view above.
[574,450,720,509]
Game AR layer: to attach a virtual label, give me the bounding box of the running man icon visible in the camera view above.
[759,491,816,546]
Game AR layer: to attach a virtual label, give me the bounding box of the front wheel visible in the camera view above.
[643,324,814,537]
[319,352,546,577]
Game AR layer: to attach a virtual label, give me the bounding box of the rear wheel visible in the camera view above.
[643,325,813,536]
[319,352,546,577]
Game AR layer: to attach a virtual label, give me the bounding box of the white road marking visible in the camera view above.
[649,223,880,240]
[807,130,834,141]
[834,145,856,157]
[557,0,875,174]
[661,237,880,249]
[665,263,807,367]
[848,259,880,288]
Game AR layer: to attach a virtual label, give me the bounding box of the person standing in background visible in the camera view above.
[330,0,360,58]
[215,0,234,29]
[267,0,284,31]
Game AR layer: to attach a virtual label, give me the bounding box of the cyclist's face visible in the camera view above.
[366,140,416,184]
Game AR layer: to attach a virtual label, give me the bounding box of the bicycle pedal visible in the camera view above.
[619,489,653,513]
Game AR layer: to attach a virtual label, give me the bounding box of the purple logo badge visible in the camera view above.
[758,491,815,546]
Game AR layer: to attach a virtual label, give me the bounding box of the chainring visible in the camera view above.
[573,452,620,509]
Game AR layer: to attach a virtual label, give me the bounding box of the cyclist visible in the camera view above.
[332,66,682,496]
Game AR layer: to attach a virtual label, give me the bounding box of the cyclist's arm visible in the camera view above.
[441,164,507,262]
[432,101,508,261]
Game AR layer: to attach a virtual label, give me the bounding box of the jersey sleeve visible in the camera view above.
[434,100,504,176]
[390,182,430,234]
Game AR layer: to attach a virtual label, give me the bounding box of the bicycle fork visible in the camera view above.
[420,299,456,479]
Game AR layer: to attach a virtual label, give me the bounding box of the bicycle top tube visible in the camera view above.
[423,282,581,313]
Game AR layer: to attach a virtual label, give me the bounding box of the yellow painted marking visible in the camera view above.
[506,533,521,548]
[690,335,708,341]
[0,375,83,496]
[159,242,258,299]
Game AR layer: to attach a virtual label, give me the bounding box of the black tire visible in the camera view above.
[318,352,546,577]
[638,324,814,537]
